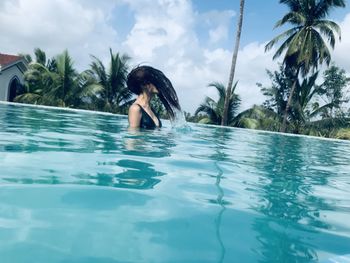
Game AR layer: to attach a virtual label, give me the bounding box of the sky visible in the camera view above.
[1,0,349,113]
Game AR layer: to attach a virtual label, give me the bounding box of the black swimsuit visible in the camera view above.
[137,104,162,129]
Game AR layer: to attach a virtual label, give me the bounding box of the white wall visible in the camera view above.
[0,65,25,101]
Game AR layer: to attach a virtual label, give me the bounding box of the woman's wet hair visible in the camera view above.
[127,65,181,119]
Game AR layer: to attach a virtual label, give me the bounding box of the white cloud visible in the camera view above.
[5,0,346,115]
[332,13,350,74]
[121,0,208,111]
[120,0,277,113]
[0,0,272,114]
[0,0,118,70]
[199,10,235,44]
[121,0,196,61]
[209,25,229,44]
[235,42,279,110]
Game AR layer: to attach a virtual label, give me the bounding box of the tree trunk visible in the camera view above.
[280,78,297,133]
[280,66,301,132]
[221,0,245,126]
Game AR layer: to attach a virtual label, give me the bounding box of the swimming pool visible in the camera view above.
[1,102,350,263]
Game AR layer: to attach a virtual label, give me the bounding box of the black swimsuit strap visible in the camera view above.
[135,104,161,128]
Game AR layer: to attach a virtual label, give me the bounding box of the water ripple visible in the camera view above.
[1,103,350,263]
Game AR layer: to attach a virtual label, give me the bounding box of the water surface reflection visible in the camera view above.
[1,103,350,263]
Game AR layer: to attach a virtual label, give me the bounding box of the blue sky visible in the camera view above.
[193,0,288,47]
[1,0,349,113]
[193,0,349,47]
[194,0,350,52]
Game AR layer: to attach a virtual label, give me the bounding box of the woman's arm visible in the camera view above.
[128,104,142,128]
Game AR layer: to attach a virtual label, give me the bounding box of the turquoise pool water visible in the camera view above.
[0,102,350,263]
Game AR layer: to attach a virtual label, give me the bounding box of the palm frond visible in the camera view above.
[280,0,302,12]
[34,48,46,65]
[265,27,299,52]
[315,0,346,18]
[208,82,226,99]
[272,31,299,61]
[312,29,332,66]
[316,21,341,47]
[14,93,43,104]
[275,11,306,27]
[89,55,108,86]
[195,103,220,124]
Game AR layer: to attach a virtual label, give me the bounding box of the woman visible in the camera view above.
[127,65,181,129]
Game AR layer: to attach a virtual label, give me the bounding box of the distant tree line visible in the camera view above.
[17,48,167,117]
[190,63,350,139]
[192,0,350,139]
[14,0,350,139]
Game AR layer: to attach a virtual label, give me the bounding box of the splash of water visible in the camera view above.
[170,108,192,132]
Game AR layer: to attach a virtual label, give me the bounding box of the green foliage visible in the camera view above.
[15,59,54,105]
[265,0,345,132]
[335,128,350,140]
[15,49,105,110]
[258,62,350,136]
[289,71,323,133]
[304,117,350,138]
[198,117,212,124]
[259,64,295,116]
[234,105,282,131]
[292,65,350,135]
[18,53,32,63]
[266,0,344,75]
[184,111,208,123]
[14,48,133,114]
[87,49,132,113]
[13,44,350,140]
[195,82,241,125]
[34,48,47,65]
[318,64,350,118]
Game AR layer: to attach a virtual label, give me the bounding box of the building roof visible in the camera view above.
[0,53,27,73]
[0,53,23,67]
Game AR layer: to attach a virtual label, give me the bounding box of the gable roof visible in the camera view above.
[0,53,28,73]
[0,54,22,67]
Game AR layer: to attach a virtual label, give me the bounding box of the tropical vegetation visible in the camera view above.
[12,0,349,140]
[195,82,241,125]
[264,0,346,132]
[16,48,169,118]
[16,48,101,108]
[86,49,132,114]
[255,63,350,135]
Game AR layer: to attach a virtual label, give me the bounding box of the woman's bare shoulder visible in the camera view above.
[129,104,142,128]
[129,104,141,113]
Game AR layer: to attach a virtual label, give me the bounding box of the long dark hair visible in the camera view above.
[127,65,181,119]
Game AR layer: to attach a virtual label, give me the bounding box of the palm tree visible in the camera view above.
[305,116,350,137]
[222,0,245,126]
[318,64,350,118]
[290,71,325,132]
[49,50,78,106]
[259,64,349,134]
[34,48,47,66]
[16,49,100,108]
[195,82,241,125]
[294,72,321,120]
[259,64,295,117]
[87,49,132,113]
[15,51,54,105]
[265,0,345,132]
[234,105,282,131]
